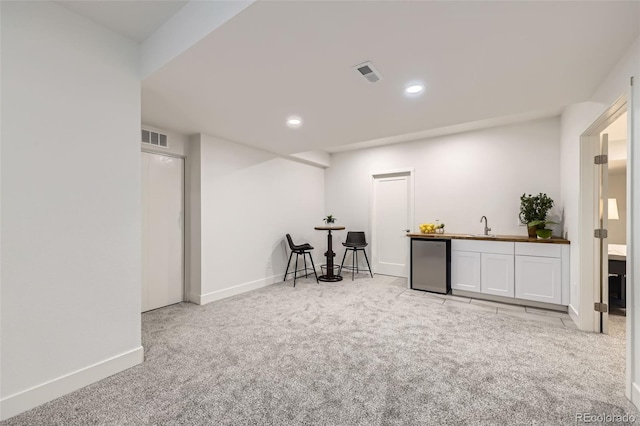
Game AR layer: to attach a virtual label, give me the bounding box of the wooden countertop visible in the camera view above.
[406,232,570,245]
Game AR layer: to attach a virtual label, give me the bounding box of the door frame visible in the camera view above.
[141,149,187,309]
[579,96,626,333]
[370,168,415,279]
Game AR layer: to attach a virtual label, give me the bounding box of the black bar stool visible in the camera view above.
[283,234,319,287]
[339,231,373,280]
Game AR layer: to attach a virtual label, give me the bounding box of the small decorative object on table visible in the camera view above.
[419,221,445,234]
[323,214,337,225]
[519,193,554,238]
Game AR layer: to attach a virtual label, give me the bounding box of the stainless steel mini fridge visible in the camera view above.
[410,239,451,294]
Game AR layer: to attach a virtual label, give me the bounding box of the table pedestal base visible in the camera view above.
[318,275,343,282]
[314,225,346,283]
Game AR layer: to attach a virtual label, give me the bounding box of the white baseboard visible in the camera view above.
[196,274,281,305]
[632,382,640,410]
[452,290,568,312]
[1,346,144,421]
[569,304,579,317]
[568,303,579,322]
[188,292,201,304]
[568,304,586,331]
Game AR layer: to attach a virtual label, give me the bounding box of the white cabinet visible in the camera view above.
[481,253,515,297]
[451,240,513,296]
[515,243,562,304]
[450,239,567,306]
[451,251,481,292]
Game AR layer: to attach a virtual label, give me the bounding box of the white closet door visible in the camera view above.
[372,174,411,277]
[142,152,184,312]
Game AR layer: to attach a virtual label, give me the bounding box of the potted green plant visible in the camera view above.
[527,220,558,239]
[323,215,337,225]
[519,193,554,238]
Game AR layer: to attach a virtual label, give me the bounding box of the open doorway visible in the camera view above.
[603,112,628,326]
[579,96,627,334]
[579,94,634,404]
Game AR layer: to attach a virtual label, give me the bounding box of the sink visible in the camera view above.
[465,234,497,238]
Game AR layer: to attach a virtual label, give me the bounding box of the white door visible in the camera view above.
[451,251,481,292]
[372,173,412,277]
[481,253,515,297]
[142,152,184,312]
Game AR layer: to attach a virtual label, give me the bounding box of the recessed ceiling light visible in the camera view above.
[287,116,302,128]
[405,84,425,95]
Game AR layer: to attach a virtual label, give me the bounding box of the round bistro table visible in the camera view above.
[314,226,346,282]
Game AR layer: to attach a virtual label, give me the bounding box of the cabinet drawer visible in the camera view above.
[452,240,514,255]
[515,242,561,258]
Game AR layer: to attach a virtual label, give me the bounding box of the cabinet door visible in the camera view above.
[515,256,562,304]
[451,251,481,292]
[481,253,514,297]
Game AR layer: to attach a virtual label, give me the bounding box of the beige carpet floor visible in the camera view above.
[3,274,637,425]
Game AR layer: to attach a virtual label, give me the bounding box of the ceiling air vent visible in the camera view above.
[354,61,382,84]
[141,129,168,148]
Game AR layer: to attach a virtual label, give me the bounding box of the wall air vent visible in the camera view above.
[141,129,168,148]
[353,61,383,84]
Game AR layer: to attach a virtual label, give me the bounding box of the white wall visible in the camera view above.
[0,0,3,416]
[629,33,640,411]
[189,134,325,304]
[0,2,143,419]
[325,117,561,259]
[188,135,202,300]
[591,37,639,106]
[608,171,627,245]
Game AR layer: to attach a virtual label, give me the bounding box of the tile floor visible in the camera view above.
[399,288,578,329]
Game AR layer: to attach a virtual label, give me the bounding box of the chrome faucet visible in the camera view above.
[480,216,491,236]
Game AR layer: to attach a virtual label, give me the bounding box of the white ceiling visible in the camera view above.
[57,0,188,43]
[62,1,640,156]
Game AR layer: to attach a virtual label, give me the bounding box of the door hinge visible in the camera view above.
[594,154,608,165]
[594,229,608,239]
[594,302,608,313]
